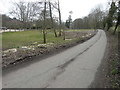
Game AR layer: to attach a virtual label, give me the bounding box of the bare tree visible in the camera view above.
[57,0,62,36]
[49,1,57,37]
[88,5,105,29]
[10,1,41,28]
[52,0,62,36]
[43,0,47,43]
[113,0,120,34]
[71,5,106,30]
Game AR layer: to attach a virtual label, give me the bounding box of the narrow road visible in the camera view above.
[2,30,107,88]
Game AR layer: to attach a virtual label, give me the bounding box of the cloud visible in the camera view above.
[0,0,108,21]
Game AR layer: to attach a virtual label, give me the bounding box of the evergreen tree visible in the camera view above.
[106,1,117,31]
[113,1,120,34]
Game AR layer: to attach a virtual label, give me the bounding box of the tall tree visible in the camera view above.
[113,1,120,34]
[57,0,62,36]
[65,11,73,29]
[51,0,63,36]
[88,6,105,29]
[106,1,117,31]
[71,18,83,29]
[65,20,70,28]
[43,0,47,43]
[71,5,105,29]
[10,1,41,29]
[49,1,57,37]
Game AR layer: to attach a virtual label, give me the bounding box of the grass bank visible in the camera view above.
[2,29,95,50]
[107,31,120,88]
[2,29,96,69]
[2,30,69,50]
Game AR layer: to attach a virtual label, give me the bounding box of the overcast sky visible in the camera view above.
[0,0,109,21]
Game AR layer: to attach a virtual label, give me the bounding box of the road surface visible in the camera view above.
[2,30,107,88]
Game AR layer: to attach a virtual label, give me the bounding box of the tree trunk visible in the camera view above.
[113,22,119,34]
[49,2,57,37]
[63,29,65,40]
[103,24,106,30]
[107,25,110,31]
[58,0,62,36]
[113,7,120,34]
[43,0,47,43]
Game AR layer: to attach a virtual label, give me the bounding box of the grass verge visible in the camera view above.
[2,29,96,69]
[106,31,120,88]
[2,30,69,50]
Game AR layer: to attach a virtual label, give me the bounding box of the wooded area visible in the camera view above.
[1,0,120,43]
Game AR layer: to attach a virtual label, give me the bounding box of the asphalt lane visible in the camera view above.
[2,30,107,88]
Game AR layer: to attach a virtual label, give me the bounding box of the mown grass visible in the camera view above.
[2,29,94,50]
[2,30,72,50]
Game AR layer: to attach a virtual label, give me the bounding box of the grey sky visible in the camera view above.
[0,0,109,21]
